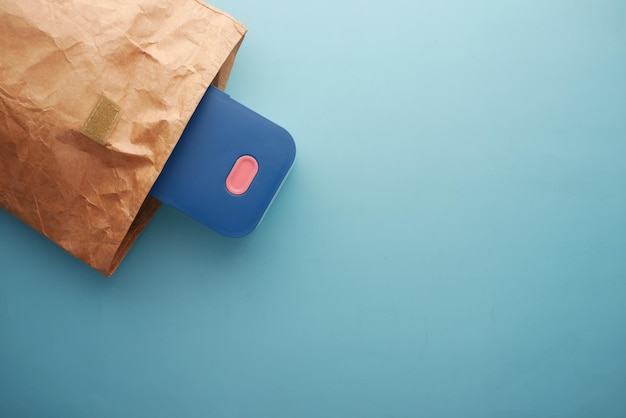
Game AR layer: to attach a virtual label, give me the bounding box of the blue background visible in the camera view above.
[1,0,625,417]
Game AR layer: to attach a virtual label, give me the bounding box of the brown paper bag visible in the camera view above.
[0,0,246,275]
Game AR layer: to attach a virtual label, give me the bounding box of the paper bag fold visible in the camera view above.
[0,0,246,275]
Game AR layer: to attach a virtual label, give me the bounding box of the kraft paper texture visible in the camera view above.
[0,0,246,275]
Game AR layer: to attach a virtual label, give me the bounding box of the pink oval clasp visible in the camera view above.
[226,155,258,195]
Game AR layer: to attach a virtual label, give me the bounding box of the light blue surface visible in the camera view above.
[1,1,626,417]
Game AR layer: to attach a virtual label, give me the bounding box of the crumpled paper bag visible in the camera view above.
[0,0,246,276]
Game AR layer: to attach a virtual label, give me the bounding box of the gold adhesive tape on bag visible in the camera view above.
[81,96,121,145]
